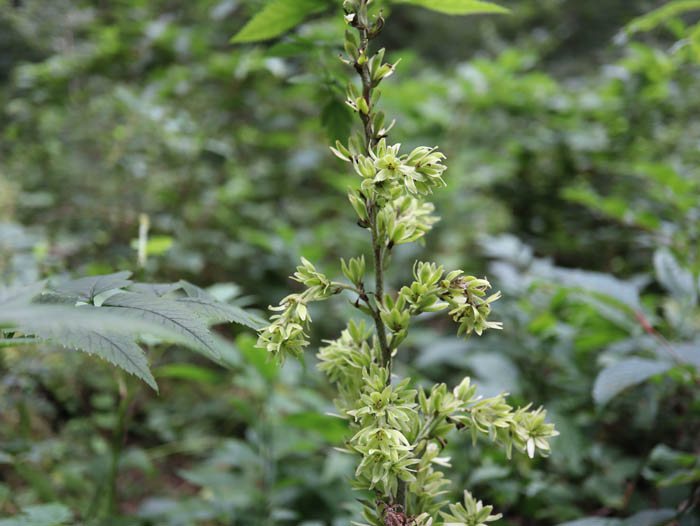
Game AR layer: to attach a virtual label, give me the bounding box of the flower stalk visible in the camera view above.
[255,1,558,524]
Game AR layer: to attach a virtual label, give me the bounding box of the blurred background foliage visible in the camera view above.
[1,0,699,524]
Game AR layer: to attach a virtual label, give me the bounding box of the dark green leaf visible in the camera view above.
[393,0,510,15]
[231,0,328,44]
[101,292,222,362]
[52,271,133,302]
[177,280,266,329]
[321,98,353,143]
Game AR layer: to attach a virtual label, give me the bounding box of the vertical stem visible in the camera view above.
[352,0,403,508]
[370,206,391,376]
[107,373,131,516]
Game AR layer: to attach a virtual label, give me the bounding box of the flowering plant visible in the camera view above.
[256,2,558,524]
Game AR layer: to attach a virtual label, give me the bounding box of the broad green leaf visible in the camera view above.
[628,1,700,34]
[231,0,328,43]
[0,281,47,308]
[127,282,182,297]
[0,503,72,526]
[177,280,266,329]
[283,412,348,443]
[52,271,133,302]
[674,343,700,367]
[22,320,158,391]
[653,248,697,305]
[621,509,677,526]
[101,292,222,362]
[542,265,643,311]
[321,98,353,143]
[393,0,509,15]
[558,519,621,526]
[593,358,672,405]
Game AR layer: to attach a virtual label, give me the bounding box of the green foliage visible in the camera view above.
[232,0,329,43]
[0,503,72,526]
[394,0,509,15]
[1,272,262,391]
[2,0,700,524]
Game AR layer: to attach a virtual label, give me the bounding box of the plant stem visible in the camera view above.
[107,372,131,517]
[353,3,392,377]
[352,0,404,508]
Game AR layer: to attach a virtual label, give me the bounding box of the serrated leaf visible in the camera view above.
[52,271,133,302]
[393,0,509,15]
[101,292,221,362]
[0,281,47,307]
[128,282,182,297]
[21,318,158,391]
[593,358,672,405]
[0,503,72,526]
[231,0,328,43]
[653,248,697,305]
[177,280,265,329]
[0,338,41,348]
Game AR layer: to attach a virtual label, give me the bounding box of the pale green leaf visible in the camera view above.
[101,292,222,362]
[52,271,133,302]
[0,503,72,526]
[177,280,266,329]
[653,248,697,305]
[231,0,328,43]
[0,281,47,308]
[593,358,672,405]
[393,0,509,15]
[558,519,621,526]
[621,509,677,526]
[21,318,158,391]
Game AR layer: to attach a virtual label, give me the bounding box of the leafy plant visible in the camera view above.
[1,271,263,391]
[249,1,558,524]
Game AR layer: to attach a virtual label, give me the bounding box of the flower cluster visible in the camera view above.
[344,365,420,496]
[256,2,557,524]
[256,258,335,364]
[332,139,447,202]
[399,261,504,340]
[439,491,502,526]
[317,319,375,404]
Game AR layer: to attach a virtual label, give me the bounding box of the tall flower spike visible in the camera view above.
[255,1,555,524]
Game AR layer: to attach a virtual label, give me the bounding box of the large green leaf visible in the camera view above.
[0,503,72,526]
[593,358,672,405]
[177,280,265,329]
[1,273,259,389]
[621,509,677,526]
[101,292,222,362]
[22,320,158,391]
[393,0,509,15]
[52,271,133,302]
[558,519,621,526]
[231,0,328,43]
[4,304,173,390]
[627,1,700,34]
[653,248,697,305]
